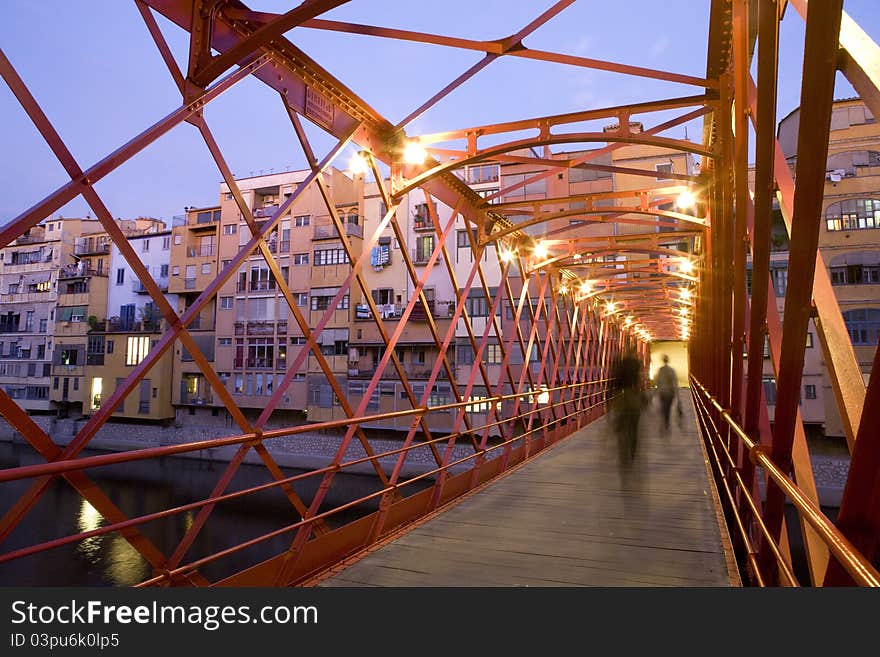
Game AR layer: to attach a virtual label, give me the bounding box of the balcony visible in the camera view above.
[16,233,38,245]
[59,264,107,279]
[179,393,211,406]
[248,280,276,292]
[313,222,363,240]
[90,318,165,333]
[412,216,434,231]
[411,248,432,266]
[187,245,216,257]
[254,205,280,219]
[74,241,110,256]
[234,320,288,336]
[133,279,169,294]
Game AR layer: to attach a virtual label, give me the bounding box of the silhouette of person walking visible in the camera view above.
[654,354,680,433]
[610,346,645,466]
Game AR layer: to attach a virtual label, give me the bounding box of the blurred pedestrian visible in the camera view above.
[610,347,645,466]
[654,354,681,433]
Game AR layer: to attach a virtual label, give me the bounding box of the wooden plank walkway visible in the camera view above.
[320,390,741,587]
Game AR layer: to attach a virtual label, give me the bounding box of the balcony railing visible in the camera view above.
[59,264,107,278]
[313,222,363,240]
[254,205,279,219]
[74,242,110,256]
[90,318,164,333]
[412,216,434,231]
[133,279,168,294]
[187,245,216,257]
[234,320,288,336]
[411,248,432,265]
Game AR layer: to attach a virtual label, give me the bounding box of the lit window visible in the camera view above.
[126,336,151,365]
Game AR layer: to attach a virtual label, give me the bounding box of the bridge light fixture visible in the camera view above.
[532,241,548,259]
[679,287,692,301]
[679,258,694,274]
[403,140,428,165]
[580,280,591,295]
[676,190,697,211]
[499,248,517,263]
[349,151,369,176]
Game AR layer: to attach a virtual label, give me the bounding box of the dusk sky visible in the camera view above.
[1,0,878,225]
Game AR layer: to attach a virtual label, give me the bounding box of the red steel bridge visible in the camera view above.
[1,0,879,587]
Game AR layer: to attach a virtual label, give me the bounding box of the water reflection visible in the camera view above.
[75,500,104,564]
[0,441,429,586]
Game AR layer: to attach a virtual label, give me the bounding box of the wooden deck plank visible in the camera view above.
[320,392,740,587]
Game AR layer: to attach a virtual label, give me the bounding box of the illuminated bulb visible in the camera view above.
[679,259,694,275]
[558,285,568,295]
[678,306,689,316]
[499,249,516,263]
[679,287,692,301]
[580,281,591,295]
[403,140,428,165]
[349,152,368,175]
[676,190,697,210]
[572,253,582,260]
[532,241,548,260]
[605,302,616,314]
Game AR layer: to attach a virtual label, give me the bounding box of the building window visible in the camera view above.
[762,377,777,405]
[415,235,434,264]
[223,224,237,235]
[825,198,880,231]
[141,239,150,252]
[311,293,349,311]
[770,267,788,296]
[116,268,125,285]
[466,164,500,184]
[313,248,350,266]
[296,292,308,307]
[126,336,151,365]
[655,162,674,180]
[174,234,182,245]
[805,384,817,400]
[806,332,813,348]
[220,296,233,310]
[201,263,211,275]
[172,266,180,276]
[842,308,880,345]
[218,338,233,346]
[830,264,880,285]
[290,336,307,345]
[485,343,503,364]
[162,236,171,250]
[293,253,309,265]
[294,215,310,227]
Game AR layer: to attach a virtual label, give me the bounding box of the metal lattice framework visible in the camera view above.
[0,0,878,586]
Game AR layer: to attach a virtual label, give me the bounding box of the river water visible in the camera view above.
[0,441,428,586]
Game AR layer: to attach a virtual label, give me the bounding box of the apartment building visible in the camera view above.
[167,168,362,426]
[761,98,880,439]
[84,229,178,420]
[168,205,219,417]
[0,219,73,412]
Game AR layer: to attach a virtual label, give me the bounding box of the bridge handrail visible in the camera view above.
[691,375,880,587]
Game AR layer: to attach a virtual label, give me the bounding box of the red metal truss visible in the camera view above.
[0,0,878,588]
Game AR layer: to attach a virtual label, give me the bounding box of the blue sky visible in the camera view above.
[1,0,878,224]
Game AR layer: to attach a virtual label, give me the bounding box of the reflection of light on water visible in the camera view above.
[78,500,103,533]
[106,536,148,586]
[76,500,105,562]
[77,499,148,586]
